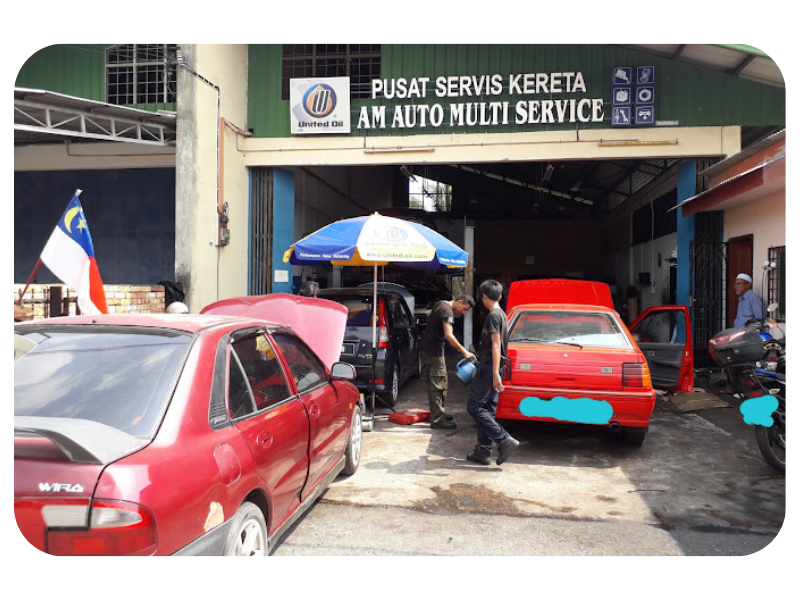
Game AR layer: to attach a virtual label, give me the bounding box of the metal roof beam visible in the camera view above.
[14,98,176,146]
[671,44,687,59]
[730,53,757,76]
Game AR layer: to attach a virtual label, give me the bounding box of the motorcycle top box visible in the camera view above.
[708,327,764,366]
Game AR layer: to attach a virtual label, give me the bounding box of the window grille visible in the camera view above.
[106,44,177,106]
[767,245,786,320]
[281,44,380,100]
[409,176,452,213]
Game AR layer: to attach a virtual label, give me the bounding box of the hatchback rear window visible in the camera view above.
[510,311,632,349]
[14,327,193,438]
[326,296,374,327]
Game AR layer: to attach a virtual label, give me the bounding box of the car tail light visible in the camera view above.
[377,300,390,349]
[505,349,516,382]
[45,499,157,556]
[622,362,652,388]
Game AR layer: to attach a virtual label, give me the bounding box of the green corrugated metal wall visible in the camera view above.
[16,45,107,100]
[15,44,175,112]
[248,44,785,138]
[16,44,784,134]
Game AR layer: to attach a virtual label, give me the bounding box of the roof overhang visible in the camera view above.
[673,152,785,217]
[14,87,177,146]
[621,44,784,89]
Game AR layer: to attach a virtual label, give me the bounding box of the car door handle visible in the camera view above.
[257,432,273,448]
[309,404,321,418]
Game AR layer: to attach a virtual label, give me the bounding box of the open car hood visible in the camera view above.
[507,279,614,313]
[201,293,348,370]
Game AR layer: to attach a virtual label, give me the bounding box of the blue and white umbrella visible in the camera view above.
[283,212,469,429]
[283,212,468,269]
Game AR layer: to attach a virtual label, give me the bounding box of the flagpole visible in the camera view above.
[17,259,42,305]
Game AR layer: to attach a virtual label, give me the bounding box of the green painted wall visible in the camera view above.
[15,44,175,113]
[16,45,107,100]
[248,44,785,138]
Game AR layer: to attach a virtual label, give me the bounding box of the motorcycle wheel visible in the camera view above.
[754,397,785,474]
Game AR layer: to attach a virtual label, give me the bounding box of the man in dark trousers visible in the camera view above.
[466,279,520,466]
[420,293,476,429]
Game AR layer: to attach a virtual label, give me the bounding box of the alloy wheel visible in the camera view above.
[234,518,267,556]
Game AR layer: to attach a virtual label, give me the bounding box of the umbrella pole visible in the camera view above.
[371,261,377,424]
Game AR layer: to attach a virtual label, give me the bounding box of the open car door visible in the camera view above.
[629,306,694,394]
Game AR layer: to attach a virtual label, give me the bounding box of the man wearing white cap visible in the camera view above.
[733,273,765,327]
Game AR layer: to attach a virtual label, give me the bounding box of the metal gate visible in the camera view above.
[690,238,727,369]
[250,169,274,295]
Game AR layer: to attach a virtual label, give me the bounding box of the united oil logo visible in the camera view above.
[290,77,350,134]
[303,83,337,118]
[376,226,409,242]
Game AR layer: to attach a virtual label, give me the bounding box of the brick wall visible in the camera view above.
[14,285,166,321]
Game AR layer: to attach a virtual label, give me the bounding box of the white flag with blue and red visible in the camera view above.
[40,190,108,315]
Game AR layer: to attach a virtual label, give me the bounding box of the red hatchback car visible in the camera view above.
[497,280,693,445]
[14,294,363,556]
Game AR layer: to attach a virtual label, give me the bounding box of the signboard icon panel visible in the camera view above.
[613,67,632,85]
[637,66,655,84]
[613,87,631,105]
[637,87,654,104]
[613,107,631,126]
[636,106,654,125]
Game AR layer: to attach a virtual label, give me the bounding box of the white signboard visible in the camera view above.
[290,77,351,135]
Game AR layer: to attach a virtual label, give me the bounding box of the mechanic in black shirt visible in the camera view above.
[466,279,519,466]
[420,294,476,429]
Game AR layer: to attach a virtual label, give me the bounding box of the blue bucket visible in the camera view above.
[456,358,476,385]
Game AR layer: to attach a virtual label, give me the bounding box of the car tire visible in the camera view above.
[222,502,268,556]
[342,406,362,476]
[382,365,400,407]
[621,426,648,446]
[412,351,422,379]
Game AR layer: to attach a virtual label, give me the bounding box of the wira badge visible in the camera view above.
[290,77,351,135]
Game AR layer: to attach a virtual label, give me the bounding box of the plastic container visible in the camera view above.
[456,358,477,385]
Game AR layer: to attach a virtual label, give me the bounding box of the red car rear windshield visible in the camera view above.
[14,326,193,439]
[510,311,632,349]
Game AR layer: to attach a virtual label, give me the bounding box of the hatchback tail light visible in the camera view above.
[622,362,652,388]
[45,499,157,556]
[377,300,390,349]
[505,349,516,382]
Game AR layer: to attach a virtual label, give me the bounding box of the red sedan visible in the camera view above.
[497,280,693,445]
[14,294,363,556]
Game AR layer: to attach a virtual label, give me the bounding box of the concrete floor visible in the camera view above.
[271,356,786,558]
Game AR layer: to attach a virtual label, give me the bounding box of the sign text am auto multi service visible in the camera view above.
[358,72,604,130]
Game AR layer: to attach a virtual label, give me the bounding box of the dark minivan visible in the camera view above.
[318,287,420,407]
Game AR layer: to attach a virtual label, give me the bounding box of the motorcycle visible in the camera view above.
[744,304,785,372]
[748,261,786,373]
[709,312,786,474]
[751,367,786,473]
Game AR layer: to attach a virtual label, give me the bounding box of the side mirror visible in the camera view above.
[767,303,779,314]
[331,362,356,381]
